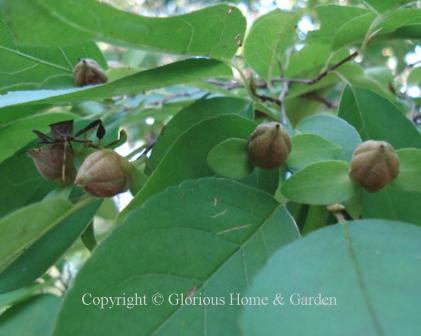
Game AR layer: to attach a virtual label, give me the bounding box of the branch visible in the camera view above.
[272,51,359,85]
[206,51,359,115]
[303,92,337,109]
[278,81,289,124]
[249,80,281,106]
[148,90,202,107]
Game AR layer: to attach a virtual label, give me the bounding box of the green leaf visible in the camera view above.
[407,66,421,86]
[0,285,43,309]
[244,9,299,80]
[333,8,421,50]
[284,95,323,126]
[0,155,55,219]
[287,63,365,99]
[0,111,78,164]
[309,5,421,50]
[309,5,370,45]
[389,24,421,40]
[364,66,394,90]
[282,160,358,205]
[122,115,256,216]
[286,133,342,171]
[54,178,299,336]
[338,85,421,149]
[0,59,231,110]
[332,12,375,50]
[363,0,414,13]
[241,219,421,335]
[393,149,421,193]
[2,1,245,61]
[285,43,332,78]
[361,185,421,226]
[0,198,72,272]
[244,168,280,196]
[301,205,329,235]
[207,138,253,179]
[0,105,48,125]
[80,222,97,252]
[0,19,106,92]
[0,199,101,293]
[296,114,362,161]
[95,198,117,221]
[148,97,253,172]
[0,294,61,336]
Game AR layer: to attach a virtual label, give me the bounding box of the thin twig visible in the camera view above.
[135,141,155,160]
[205,51,359,118]
[278,81,290,124]
[148,91,201,107]
[408,60,421,69]
[254,93,282,106]
[272,51,359,85]
[327,204,347,223]
[303,92,337,109]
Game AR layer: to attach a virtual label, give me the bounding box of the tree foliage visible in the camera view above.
[0,0,420,335]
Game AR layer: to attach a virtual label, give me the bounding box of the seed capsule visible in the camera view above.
[73,59,108,86]
[349,140,399,192]
[75,149,130,197]
[28,144,76,185]
[248,122,292,169]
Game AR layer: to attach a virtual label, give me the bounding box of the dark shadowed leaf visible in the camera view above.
[338,85,421,149]
[0,199,101,293]
[362,185,421,226]
[0,155,55,219]
[0,294,61,336]
[207,138,253,179]
[0,198,72,272]
[393,148,421,193]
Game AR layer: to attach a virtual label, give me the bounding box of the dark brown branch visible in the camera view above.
[206,51,359,113]
[303,92,337,109]
[272,51,359,85]
[133,141,155,161]
[249,79,282,106]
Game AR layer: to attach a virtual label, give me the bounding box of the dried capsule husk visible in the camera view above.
[248,122,292,169]
[73,59,108,86]
[28,144,76,185]
[349,140,400,192]
[75,149,130,197]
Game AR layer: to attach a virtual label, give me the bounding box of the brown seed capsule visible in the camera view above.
[75,149,130,197]
[28,144,76,185]
[248,122,292,169]
[349,140,399,192]
[73,59,108,86]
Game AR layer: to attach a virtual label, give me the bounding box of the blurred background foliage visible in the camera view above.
[91,0,420,151]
